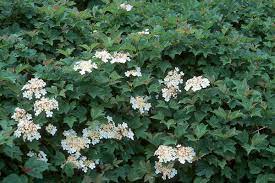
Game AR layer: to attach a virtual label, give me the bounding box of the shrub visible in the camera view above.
[0,0,274,182]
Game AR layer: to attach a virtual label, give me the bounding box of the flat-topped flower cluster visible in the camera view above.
[161,67,185,102]
[12,108,41,142]
[154,145,196,180]
[73,60,98,75]
[21,78,47,100]
[160,67,210,102]
[94,50,131,64]
[63,153,99,173]
[60,116,134,172]
[130,96,152,114]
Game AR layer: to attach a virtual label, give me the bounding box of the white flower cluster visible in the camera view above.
[11,107,32,122]
[73,60,98,75]
[137,29,150,35]
[94,50,131,64]
[34,97,59,117]
[14,119,41,142]
[82,116,134,144]
[61,129,91,154]
[21,78,47,100]
[27,150,48,162]
[61,117,133,173]
[154,145,196,180]
[111,52,131,64]
[125,67,142,77]
[63,153,99,173]
[161,67,184,101]
[12,108,41,142]
[94,50,112,63]
[154,161,177,180]
[45,123,57,136]
[130,96,151,114]
[154,145,177,163]
[176,145,196,164]
[82,128,101,145]
[120,3,133,11]
[184,76,210,92]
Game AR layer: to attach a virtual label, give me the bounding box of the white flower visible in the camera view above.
[61,130,91,154]
[94,50,112,63]
[33,97,58,117]
[125,67,142,77]
[120,3,133,11]
[130,96,151,114]
[73,60,98,75]
[99,122,117,139]
[106,116,113,122]
[14,119,41,142]
[11,107,32,122]
[82,128,101,145]
[176,145,196,164]
[27,151,48,162]
[184,76,210,92]
[110,52,131,64]
[161,67,184,101]
[99,117,134,141]
[45,123,57,136]
[22,78,47,100]
[63,129,77,137]
[163,67,184,88]
[27,151,36,157]
[154,145,177,163]
[63,154,99,173]
[82,117,134,144]
[37,151,48,162]
[161,86,180,102]
[154,161,177,180]
[114,122,134,140]
[137,29,150,35]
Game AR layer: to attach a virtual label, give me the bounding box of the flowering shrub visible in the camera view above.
[0,0,274,182]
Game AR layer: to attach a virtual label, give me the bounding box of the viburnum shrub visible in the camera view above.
[0,0,274,182]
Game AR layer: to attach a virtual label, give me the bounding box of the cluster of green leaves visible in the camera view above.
[0,0,274,182]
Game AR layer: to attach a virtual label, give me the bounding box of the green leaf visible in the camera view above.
[52,151,65,166]
[110,71,123,81]
[133,74,152,87]
[251,133,268,146]
[0,71,17,83]
[24,158,48,179]
[161,119,176,129]
[194,177,209,183]
[127,160,147,181]
[194,124,208,139]
[2,174,27,183]
[227,110,244,120]
[3,145,23,161]
[64,116,77,128]
[212,108,227,120]
[90,107,105,120]
[63,163,74,177]
[147,83,161,94]
[174,122,189,137]
[243,133,268,154]
[150,112,164,121]
[256,174,275,183]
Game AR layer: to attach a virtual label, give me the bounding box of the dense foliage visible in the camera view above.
[0,0,274,182]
